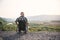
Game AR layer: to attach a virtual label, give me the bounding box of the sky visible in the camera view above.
[0,0,60,18]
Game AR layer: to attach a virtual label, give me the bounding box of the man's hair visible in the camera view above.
[20,12,24,16]
[20,12,24,14]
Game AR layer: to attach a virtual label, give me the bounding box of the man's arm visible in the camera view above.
[15,18,19,25]
[25,17,28,26]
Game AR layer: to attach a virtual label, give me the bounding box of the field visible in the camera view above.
[28,23,60,32]
[0,18,60,40]
[0,22,60,32]
[0,17,60,32]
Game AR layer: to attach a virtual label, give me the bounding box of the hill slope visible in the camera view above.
[27,15,60,21]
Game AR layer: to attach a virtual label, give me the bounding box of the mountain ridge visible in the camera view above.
[27,15,60,21]
[0,15,60,22]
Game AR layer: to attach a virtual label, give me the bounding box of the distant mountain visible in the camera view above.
[3,18,14,22]
[0,17,14,22]
[0,15,60,22]
[27,15,60,22]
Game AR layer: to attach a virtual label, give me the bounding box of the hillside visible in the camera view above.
[0,17,6,23]
[1,15,60,22]
[0,17,14,23]
[27,15,60,22]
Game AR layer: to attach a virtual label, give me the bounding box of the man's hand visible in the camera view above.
[26,23,29,26]
[16,22,19,25]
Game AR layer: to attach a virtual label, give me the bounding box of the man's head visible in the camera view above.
[20,12,24,16]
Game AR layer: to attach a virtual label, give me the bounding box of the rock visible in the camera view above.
[0,31,60,40]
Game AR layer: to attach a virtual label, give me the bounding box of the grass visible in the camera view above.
[0,23,60,32]
[28,23,60,32]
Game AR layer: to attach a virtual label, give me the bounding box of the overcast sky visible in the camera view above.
[0,0,60,18]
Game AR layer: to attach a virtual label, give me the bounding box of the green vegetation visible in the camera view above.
[28,23,60,32]
[0,17,60,32]
[0,17,6,22]
[0,17,7,31]
[3,24,17,31]
[0,17,17,31]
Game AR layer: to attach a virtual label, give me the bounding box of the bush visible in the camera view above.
[3,24,17,31]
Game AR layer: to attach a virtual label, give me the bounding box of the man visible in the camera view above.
[15,12,28,34]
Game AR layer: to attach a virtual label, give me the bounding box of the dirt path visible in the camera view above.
[0,31,60,40]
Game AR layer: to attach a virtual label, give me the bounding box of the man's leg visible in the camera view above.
[24,26,28,34]
[18,27,21,33]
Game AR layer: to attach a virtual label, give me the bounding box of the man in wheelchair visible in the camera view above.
[15,12,28,34]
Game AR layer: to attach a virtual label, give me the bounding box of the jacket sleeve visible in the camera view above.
[25,17,28,23]
[15,18,19,24]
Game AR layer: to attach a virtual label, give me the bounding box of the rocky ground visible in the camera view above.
[0,31,60,40]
